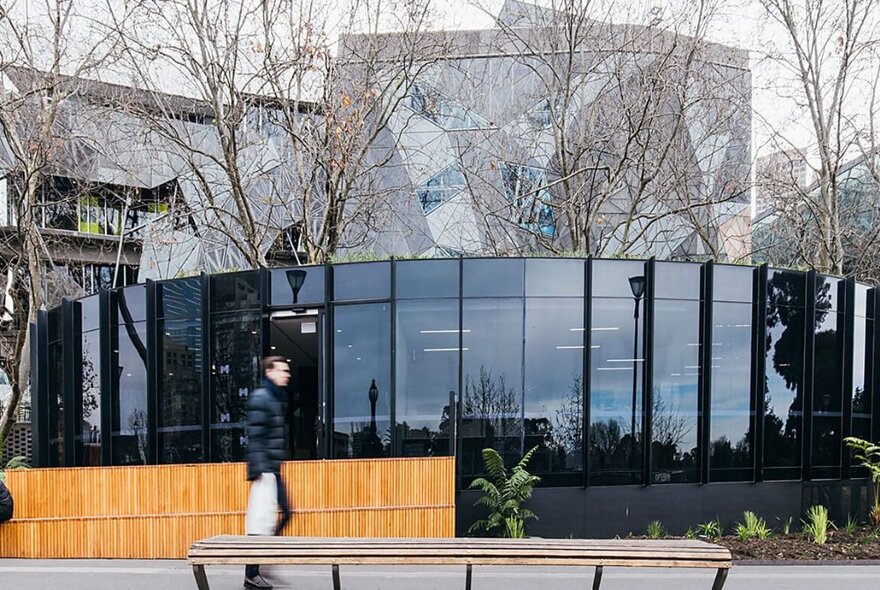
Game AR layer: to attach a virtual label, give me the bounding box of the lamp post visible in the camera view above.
[628,275,646,466]
[286,269,307,304]
[368,379,380,457]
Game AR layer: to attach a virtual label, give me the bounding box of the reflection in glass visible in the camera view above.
[270,266,325,306]
[525,259,583,298]
[395,300,460,457]
[77,330,102,466]
[651,300,699,483]
[591,260,646,298]
[397,260,459,299]
[851,318,873,477]
[116,286,146,323]
[524,298,583,484]
[210,312,261,462]
[461,299,524,475]
[158,319,204,463]
[654,262,701,300]
[157,278,202,318]
[763,272,805,480]
[463,258,524,298]
[211,272,261,312]
[713,265,754,303]
[812,300,843,479]
[112,323,148,465]
[333,304,391,458]
[589,297,644,485]
[333,262,391,301]
[48,340,65,466]
[79,296,100,332]
[709,302,754,481]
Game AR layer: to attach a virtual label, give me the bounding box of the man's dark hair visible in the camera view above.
[261,356,287,374]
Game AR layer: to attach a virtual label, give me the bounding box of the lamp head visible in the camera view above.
[368,379,378,403]
[628,275,646,299]
[286,269,307,301]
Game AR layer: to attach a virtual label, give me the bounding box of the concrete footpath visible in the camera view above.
[1,560,879,590]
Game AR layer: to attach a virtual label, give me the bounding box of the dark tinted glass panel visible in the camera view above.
[654,262,701,300]
[592,260,647,298]
[714,265,754,303]
[396,260,459,299]
[270,266,325,306]
[763,303,804,480]
[651,300,699,483]
[709,302,754,482]
[48,307,62,341]
[816,275,842,314]
[79,296,100,332]
[768,269,806,307]
[115,286,146,324]
[333,304,391,458]
[461,298,524,476]
[812,309,843,479]
[211,271,261,312]
[525,259,584,297]
[589,298,644,485]
[333,262,390,301]
[48,341,64,466]
[395,300,460,457]
[157,278,202,318]
[76,330,101,466]
[851,318,873,476]
[462,258,524,298]
[210,312,261,462]
[112,322,148,465]
[524,298,584,483]
[158,319,203,463]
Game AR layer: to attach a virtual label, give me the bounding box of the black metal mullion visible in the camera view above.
[99,289,113,466]
[699,261,714,484]
[803,270,817,481]
[841,277,855,479]
[456,255,464,493]
[642,258,655,486]
[753,264,768,483]
[32,310,50,467]
[201,274,211,462]
[871,289,880,443]
[146,280,158,464]
[324,261,333,459]
[583,257,592,488]
[390,257,397,457]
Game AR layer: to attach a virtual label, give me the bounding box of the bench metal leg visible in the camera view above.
[192,565,210,590]
[592,565,603,590]
[711,568,729,590]
[465,564,472,590]
[332,564,341,590]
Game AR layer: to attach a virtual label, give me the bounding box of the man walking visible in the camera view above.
[244,356,292,589]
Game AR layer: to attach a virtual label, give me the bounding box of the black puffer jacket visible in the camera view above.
[0,479,13,523]
[246,378,287,481]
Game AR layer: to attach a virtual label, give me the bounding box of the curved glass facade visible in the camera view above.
[30,259,879,488]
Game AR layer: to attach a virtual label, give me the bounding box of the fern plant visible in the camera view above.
[468,446,541,538]
[844,437,880,524]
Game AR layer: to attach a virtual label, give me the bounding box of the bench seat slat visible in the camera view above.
[188,547,730,559]
[189,556,729,568]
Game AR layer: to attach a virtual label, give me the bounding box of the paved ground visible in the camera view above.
[1,560,879,590]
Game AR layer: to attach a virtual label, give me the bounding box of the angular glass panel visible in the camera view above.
[395,299,460,457]
[333,303,391,458]
[461,298,524,476]
[157,277,202,318]
[270,265,325,307]
[651,299,700,484]
[655,262,701,301]
[79,295,100,332]
[812,309,843,479]
[525,259,584,298]
[589,297,644,485]
[592,259,647,299]
[815,275,842,314]
[158,319,204,463]
[333,262,391,301]
[408,83,489,131]
[763,303,804,480]
[210,312,261,462]
[524,298,584,483]
[211,271,261,312]
[77,330,102,466]
[709,302,754,482]
[500,163,555,237]
[415,165,467,214]
[463,258,524,298]
[396,259,459,299]
[713,264,754,303]
[112,322,148,465]
[115,286,146,324]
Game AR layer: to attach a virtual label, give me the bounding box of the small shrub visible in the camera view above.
[646,520,665,539]
[802,505,832,545]
[697,518,723,538]
[735,511,772,540]
[684,526,697,539]
[860,528,879,545]
[845,514,858,534]
[778,516,794,535]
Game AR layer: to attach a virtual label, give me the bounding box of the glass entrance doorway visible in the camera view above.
[269,310,322,460]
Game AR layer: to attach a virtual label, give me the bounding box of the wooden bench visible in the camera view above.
[188,536,732,590]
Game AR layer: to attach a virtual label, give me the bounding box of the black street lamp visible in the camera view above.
[286,269,307,304]
[628,275,646,466]
[367,379,381,457]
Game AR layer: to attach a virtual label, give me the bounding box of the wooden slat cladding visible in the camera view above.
[0,457,455,558]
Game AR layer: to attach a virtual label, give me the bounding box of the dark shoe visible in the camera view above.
[244,574,273,589]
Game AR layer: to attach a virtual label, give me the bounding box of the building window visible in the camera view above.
[407,83,489,130]
[499,163,555,237]
[415,165,466,214]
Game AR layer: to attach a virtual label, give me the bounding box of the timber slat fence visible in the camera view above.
[0,456,455,558]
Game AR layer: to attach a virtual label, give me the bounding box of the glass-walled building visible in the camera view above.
[30,258,879,533]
